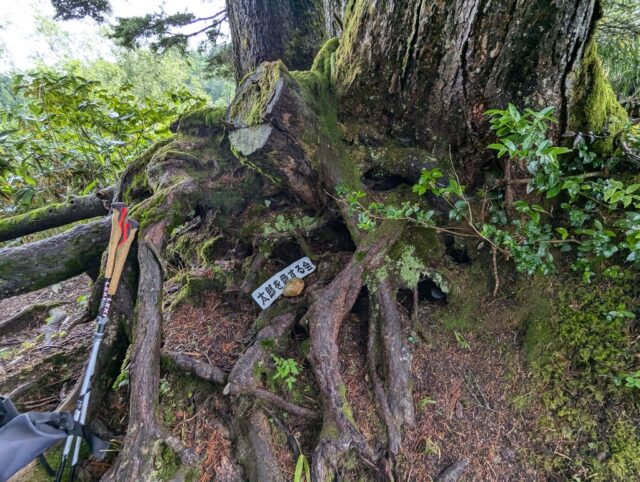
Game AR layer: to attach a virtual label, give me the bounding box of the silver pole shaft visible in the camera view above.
[60,280,112,467]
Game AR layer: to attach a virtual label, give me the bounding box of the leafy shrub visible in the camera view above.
[0,71,204,213]
[271,355,300,391]
[339,104,640,279]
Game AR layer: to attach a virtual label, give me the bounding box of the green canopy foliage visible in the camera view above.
[64,48,234,106]
[51,0,111,22]
[48,0,227,57]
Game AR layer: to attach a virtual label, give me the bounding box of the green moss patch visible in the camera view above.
[178,106,226,131]
[569,40,627,155]
[523,278,640,480]
[151,441,181,482]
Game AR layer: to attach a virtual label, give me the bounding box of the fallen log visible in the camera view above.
[0,186,114,242]
[0,219,109,299]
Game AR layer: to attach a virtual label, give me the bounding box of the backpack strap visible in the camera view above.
[35,412,108,460]
[0,396,19,427]
[1,396,108,459]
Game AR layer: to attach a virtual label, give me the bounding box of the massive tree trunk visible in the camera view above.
[2,1,627,481]
[226,0,328,81]
[332,0,605,182]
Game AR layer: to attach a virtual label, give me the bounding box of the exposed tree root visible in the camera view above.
[367,300,402,456]
[240,253,267,294]
[225,313,295,393]
[375,280,415,433]
[247,386,319,420]
[164,350,227,384]
[224,312,319,419]
[103,241,198,480]
[236,408,286,482]
[434,459,470,482]
[0,219,109,298]
[305,231,401,480]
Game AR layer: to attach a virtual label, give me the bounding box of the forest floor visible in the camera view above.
[1,269,552,481]
[0,274,93,411]
[396,300,544,481]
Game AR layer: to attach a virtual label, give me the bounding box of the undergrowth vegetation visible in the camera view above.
[341,104,640,281]
[0,72,205,214]
[524,278,639,481]
[340,102,640,479]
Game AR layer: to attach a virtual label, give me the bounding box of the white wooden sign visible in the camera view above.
[252,257,316,309]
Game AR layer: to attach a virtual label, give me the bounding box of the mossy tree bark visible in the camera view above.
[332,0,614,183]
[226,0,328,81]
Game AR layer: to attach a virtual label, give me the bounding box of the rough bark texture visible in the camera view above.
[376,280,415,431]
[236,409,286,482]
[324,0,345,37]
[0,219,109,298]
[226,0,326,81]
[102,242,164,480]
[164,350,226,384]
[104,241,198,480]
[227,61,326,207]
[333,0,600,182]
[0,187,114,242]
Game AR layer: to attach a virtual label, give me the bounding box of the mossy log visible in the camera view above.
[0,219,109,299]
[0,186,114,242]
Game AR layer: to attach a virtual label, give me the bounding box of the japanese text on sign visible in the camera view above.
[251,257,316,309]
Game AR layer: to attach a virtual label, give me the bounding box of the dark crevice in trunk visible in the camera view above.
[362,167,412,192]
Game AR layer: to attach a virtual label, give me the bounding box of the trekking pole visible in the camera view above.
[68,217,138,480]
[55,204,138,482]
